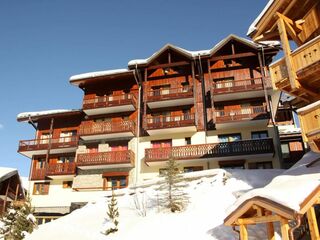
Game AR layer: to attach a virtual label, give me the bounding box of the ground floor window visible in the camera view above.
[219,160,245,169]
[36,216,59,225]
[248,161,273,169]
[62,181,73,189]
[103,172,128,190]
[183,166,203,173]
[33,182,50,195]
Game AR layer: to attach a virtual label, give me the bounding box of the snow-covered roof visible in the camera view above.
[297,100,320,114]
[69,68,133,82]
[247,0,275,36]
[128,34,279,67]
[225,151,320,223]
[17,109,81,122]
[0,167,18,183]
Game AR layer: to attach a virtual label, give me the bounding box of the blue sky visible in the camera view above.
[0,0,268,176]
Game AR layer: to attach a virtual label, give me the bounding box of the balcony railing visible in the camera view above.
[18,136,78,152]
[145,138,274,162]
[145,114,195,129]
[76,150,135,167]
[83,93,137,110]
[270,36,320,89]
[146,86,193,102]
[46,162,76,176]
[79,120,135,136]
[30,168,46,180]
[215,105,268,123]
[212,77,272,94]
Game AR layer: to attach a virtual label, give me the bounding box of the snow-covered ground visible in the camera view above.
[26,169,283,240]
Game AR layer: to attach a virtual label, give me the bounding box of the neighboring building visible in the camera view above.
[0,167,25,215]
[248,0,320,153]
[17,34,282,220]
[275,93,305,168]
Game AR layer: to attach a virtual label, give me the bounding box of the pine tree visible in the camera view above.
[0,203,17,239]
[11,196,36,240]
[105,190,119,235]
[158,157,188,212]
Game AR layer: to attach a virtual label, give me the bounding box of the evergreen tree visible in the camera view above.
[158,157,188,212]
[0,203,17,239]
[105,190,119,235]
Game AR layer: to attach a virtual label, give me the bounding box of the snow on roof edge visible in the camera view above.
[247,0,275,36]
[297,100,320,113]
[69,68,133,82]
[17,109,81,121]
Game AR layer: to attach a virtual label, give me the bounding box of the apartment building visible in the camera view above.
[17,34,281,221]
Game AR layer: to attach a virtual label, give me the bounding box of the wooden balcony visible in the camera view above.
[18,136,79,158]
[79,120,135,140]
[270,36,320,102]
[82,93,137,115]
[298,101,320,153]
[146,86,194,109]
[30,168,46,180]
[144,114,197,136]
[76,150,135,169]
[215,105,268,122]
[46,162,76,178]
[212,78,272,101]
[145,138,274,165]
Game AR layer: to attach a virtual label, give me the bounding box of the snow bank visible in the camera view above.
[26,169,282,240]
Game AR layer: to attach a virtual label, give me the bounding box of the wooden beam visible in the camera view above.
[147,61,189,70]
[15,183,20,201]
[276,16,298,90]
[280,218,290,240]
[266,222,275,240]
[3,178,11,214]
[236,215,281,225]
[306,206,320,240]
[239,224,248,240]
[276,12,303,32]
[253,31,281,42]
[253,204,263,216]
[210,52,256,62]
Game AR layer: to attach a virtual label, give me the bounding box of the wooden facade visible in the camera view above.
[248,0,320,152]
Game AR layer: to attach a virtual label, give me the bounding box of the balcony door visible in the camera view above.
[218,133,241,143]
[151,139,172,148]
[60,130,77,142]
[40,133,51,144]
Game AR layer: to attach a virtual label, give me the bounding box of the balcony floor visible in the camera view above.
[77,163,133,170]
[80,131,135,141]
[146,125,197,136]
[19,147,77,158]
[213,89,272,102]
[215,118,269,130]
[84,104,135,116]
[147,97,194,109]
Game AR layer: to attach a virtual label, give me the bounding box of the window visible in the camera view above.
[218,133,241,142]
[281,143,290,159]
[33,182,50,195]
[248,161,273,169]
[151,139,172,148]
[159,167,179,176]
[184,166,203,173]
[185,137,191,145]
[103,172,128,190]
[251,131,268,139]
[35,158,46,169]
[40,133,51,144]
[58,156,75,163]
[62,181,73,189]
[219,160,245,169]
[59,130,77,142]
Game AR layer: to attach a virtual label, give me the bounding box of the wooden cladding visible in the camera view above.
[145,138,274,162]
[146,86,193,102]
[30,168,46,180]
[215,105,268,123]
[18,136,78,152]
[46,162,76,176]
[212,77,272,94]
[79,120,135,136]
[76,150,135,167]
[145,114,195,130]
[83,93,137,110]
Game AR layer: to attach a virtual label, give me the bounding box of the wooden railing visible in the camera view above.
[30,168,46,180]
[212,77,272,94]
[79,120,135,136]
[18,136,78,152]
[83,93,137,110]
[215,105,268,122]
[146,86,193,102]
[145,114,195,129]
[46,162,76,176]
[270,36,320,85]
[76,150,135,166]
[145,138,274,162]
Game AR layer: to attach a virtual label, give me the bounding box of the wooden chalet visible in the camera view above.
[247,0,320,153]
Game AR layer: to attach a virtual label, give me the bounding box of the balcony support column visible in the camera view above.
[45,117,54,165]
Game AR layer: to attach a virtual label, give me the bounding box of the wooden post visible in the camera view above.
[276,15,297,89]
[306,206,320,240]
[15,183,20,201]
[239,224,248,240]
[45,117,54,165]
[280,218,290,240]
[3,178,11,214]
[191,62,198,127]
[266,222,275,240]
[207,59,215,125]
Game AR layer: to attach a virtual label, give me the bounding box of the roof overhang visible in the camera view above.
[17,109,82,123]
